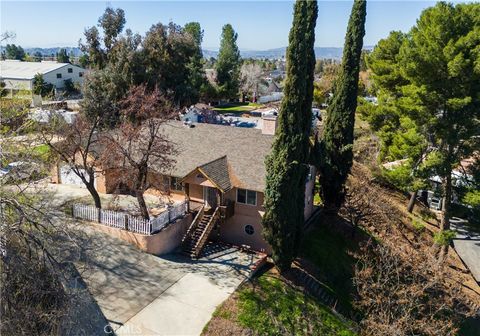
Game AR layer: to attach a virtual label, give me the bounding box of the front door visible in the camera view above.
[203,186,218,209]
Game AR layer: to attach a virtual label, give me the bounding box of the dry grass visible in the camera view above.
[203,292,253,336]
[348,162,480,304]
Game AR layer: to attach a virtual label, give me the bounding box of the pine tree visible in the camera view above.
[184,22,207,105]
[215,24,241,100]
[367,3,480,254]
[262,0,317,271]
[319,0,367,211]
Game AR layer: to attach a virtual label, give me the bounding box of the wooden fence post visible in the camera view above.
[124,214,129,231]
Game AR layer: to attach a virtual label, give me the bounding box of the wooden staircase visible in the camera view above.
[182,206,220,258]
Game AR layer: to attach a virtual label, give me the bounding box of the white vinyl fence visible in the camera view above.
[150,211,169,233]
[72,200,188,235]
[100,209,125,229]
[259,92,283,104]
[73,204,99,222]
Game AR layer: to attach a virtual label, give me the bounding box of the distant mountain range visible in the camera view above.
[23,47,83,57]
[205,46,373,60]
[3,46,374,60]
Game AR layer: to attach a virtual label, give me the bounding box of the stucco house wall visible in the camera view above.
[218,188,270,252]
[40,64,85,89]
[89,213,193,255]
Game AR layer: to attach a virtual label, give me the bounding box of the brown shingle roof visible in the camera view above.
[160,121,273,191]
[198,156,232,192]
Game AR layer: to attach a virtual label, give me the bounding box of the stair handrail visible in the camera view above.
[193,206,220,257]
[182,205,205,245]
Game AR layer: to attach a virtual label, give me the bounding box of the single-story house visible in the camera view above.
[179,103,218,124]
[0,60,85,93]
[51,118,317,253]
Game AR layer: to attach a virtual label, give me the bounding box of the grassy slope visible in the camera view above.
[300,224,359,311]
[203,270,357,336]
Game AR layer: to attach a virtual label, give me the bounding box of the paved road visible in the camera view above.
[452,222,480,283]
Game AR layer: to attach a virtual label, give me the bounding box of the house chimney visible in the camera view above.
[261,115,278,135]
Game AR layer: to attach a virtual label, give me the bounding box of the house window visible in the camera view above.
[68,68,73,73]
[170,176,183,191]
[237,188,257,206]
[56,73,62,78]
[245,224,255,235]
[79,72,84,77]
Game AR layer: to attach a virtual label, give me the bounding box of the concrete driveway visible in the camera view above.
[63,222,261,336]
[20,181,263,335]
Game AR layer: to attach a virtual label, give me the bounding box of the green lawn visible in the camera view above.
[210,273,357,336]
[213,102,262,114]
[300,224,359,311]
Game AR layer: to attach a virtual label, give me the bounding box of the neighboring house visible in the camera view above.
[265,80,282,94]
[179,104,218,124]
[257,78,284,104]
[0,60,85,93]
[179,107,200,123]
[383,158,477,209]
[268,69,286,78]
[51,118,317,253]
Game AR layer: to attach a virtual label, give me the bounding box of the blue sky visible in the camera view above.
[0,1,463,50]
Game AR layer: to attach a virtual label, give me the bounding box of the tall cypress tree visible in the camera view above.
[319,0,367,211]
[262,0,317,271]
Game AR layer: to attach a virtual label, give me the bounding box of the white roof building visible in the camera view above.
[0,60,86,91]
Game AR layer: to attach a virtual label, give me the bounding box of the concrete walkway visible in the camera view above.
[452,222,480,283]
[63,222,261,336]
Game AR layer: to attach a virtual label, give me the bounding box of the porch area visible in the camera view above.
[180,157,237,258]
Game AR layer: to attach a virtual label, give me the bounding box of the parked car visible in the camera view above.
[429,197,442,210]
[235,121,256,128]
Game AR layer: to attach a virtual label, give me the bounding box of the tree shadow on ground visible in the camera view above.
[459,315,480,336]
[299,212,369,314]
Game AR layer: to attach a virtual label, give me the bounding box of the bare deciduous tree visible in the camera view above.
[1,194,68,335]
[102,85,177,219]
[240,62,263,101]
[41,114,103,208]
